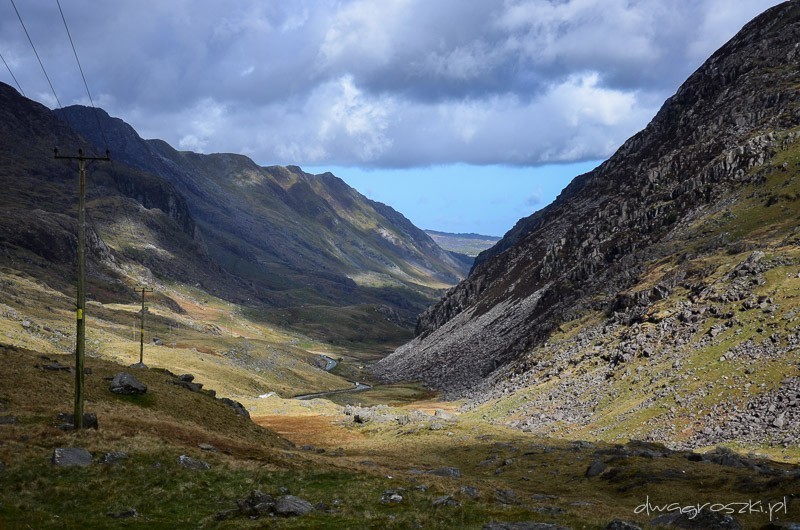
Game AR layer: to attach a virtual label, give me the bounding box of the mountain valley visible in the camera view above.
[2,2,800,528]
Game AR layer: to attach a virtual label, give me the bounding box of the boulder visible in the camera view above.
[585,460,607,477]
[275,495,314,517]
[380,490,404,504]
[109,372,147,395]
[432,495,460,507]
[52,447,93,467]
[494,489,517,505]
[219,397,250,419]
[177,455,210,471]
[237,490,275,516]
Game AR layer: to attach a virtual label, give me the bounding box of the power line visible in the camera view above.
[9,0,73,130]
[56,0,109,152]
[0,50,25,96]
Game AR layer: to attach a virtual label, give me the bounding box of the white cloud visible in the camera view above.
[175,98,226,152]
[0,0,785,169]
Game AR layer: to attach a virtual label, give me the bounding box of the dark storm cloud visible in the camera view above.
[0,0,784,167]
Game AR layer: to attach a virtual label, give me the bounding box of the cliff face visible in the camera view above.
[374,2,800,396]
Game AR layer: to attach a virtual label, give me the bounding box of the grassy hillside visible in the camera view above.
[2,344,798,528]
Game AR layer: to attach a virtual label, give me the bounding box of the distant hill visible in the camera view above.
[424,230,500,257]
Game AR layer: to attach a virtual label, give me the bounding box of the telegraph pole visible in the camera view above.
[54,147,110,429]
[134,285,153,365]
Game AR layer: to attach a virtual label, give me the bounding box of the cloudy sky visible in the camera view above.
[0,0,784,235]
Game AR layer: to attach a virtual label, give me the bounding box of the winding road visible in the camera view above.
[294,354,372,400]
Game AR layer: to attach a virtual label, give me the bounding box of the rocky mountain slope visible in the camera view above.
[0,82,467,346]
[375,1,800,448]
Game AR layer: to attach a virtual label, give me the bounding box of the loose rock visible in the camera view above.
[427,466,461,478]
[275,495,314,517]
[52,447,93,467]
[109,372,147,395]
[380,490,404,504]
[177,455,210,470]
[100,451,129,465]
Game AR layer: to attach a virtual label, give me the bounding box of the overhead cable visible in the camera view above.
[0,50,25,95]
[9,0,73,131]
[56,0,109,152]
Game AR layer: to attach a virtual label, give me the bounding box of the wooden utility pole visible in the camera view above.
[54,147,110,429]
[133,285,153,365]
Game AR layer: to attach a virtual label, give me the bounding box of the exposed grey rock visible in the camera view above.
[494,489,517,505]
[275,495,313,517]
[606,521,642,530]
[461,485,479,498]
[432,495,460,507]
[427,466,461,478]
[219,397,250,419]
[585,460,607,477]
[52,447,93,467]
[100,451,129,464]
[650,510,742,529]
[177,454,210,470]
[198,443,217,452]
[380,490,404,504]
[236,490,275,517]
[168,379,203,392]
[0,415,17,425]
[39,361,71,372]
[109,372,147,395]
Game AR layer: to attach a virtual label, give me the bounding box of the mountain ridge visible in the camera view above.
[0,82,468,347]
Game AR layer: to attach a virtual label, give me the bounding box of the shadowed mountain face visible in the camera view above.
[0,84,468,345]
[375,2,800,396]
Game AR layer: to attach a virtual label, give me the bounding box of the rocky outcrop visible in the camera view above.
[374,2,800,394]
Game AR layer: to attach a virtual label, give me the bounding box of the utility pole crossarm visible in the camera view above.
[54,146,111,162]
[54,146,110,430]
